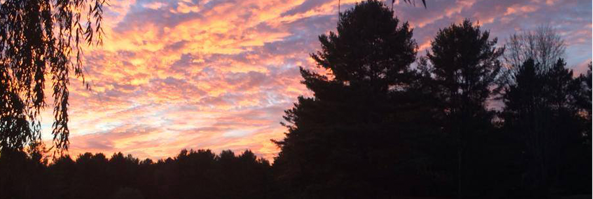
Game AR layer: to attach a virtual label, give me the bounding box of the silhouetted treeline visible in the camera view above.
[0,1,590,199]
[0,149,273,199]
[273,1,591,198]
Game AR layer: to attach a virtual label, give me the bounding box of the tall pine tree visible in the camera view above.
[273,1,427,198]
[502,59,591,196]
[568,63,593,194]
[423,19,504,198]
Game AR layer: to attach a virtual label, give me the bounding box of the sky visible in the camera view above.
[40,0,592,161]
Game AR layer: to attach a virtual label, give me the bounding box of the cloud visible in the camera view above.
[281,0,334,17]
[40,0,591,161]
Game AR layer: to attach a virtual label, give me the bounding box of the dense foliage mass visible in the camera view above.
[0,149,274,199]
[0,1,590,199]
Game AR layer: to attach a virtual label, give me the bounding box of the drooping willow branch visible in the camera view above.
[0,0,106,153]
[401,0,426,8]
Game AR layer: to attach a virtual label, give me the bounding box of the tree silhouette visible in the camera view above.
[338,0,426,15]
[502,58,591,196]
[400,0,427,8]
[0,1,590,198]
[502,59,550,195]
[273,1,430,198]
[311,0,416,92]
[574,63,592,142]
[0,148,274,199]
[0,0,105,152]
[504,25,565,71]
[423,19,504,198]
[569,63,593,194]
[0,148,50,199]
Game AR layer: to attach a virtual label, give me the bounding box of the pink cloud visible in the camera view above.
[39,0,591,161]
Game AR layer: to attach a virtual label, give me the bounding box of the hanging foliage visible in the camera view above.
[0,0,106,153]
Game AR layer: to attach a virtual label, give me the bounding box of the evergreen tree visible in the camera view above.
[273,1,428,198]
[541,59,587,196]
[502,59,590,196]
[0,148,50,199]
[574,63,592,142]
[423,19,504,198]
[502,59,551,196]
[568,63,593,194]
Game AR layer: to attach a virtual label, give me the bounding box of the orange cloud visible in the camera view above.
[38,0,591,161]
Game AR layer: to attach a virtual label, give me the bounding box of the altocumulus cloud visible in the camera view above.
[40,0,591,161]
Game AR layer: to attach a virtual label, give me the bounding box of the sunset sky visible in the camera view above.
[40,0,592,161]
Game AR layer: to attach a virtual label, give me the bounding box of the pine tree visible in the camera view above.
[502,59,550,195]
[567,63,593,194]
[273,1,423,198]
[502,59,590,196]
[423,19,504,198]
[574,63,592,142]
